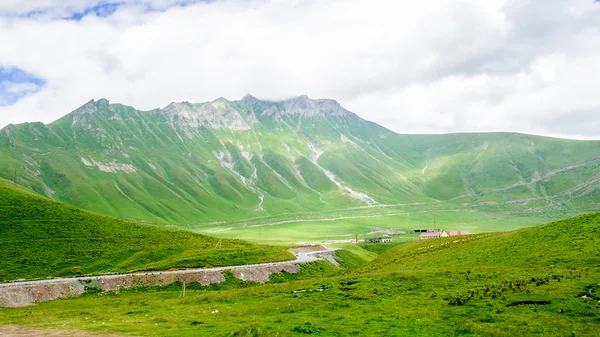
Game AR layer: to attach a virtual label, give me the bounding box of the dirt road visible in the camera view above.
[0,247,337,290]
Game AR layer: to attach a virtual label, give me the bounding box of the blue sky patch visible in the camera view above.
[65,1,210,21]
[15,1,212,20]
[0,67,45,106]
[68,2,124,21]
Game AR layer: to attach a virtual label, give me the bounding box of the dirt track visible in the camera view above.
[0,248,337,307]
[0,248,333,289]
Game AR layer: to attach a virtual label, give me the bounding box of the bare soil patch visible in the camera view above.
[0,325,134,337]
[289,245,327,254]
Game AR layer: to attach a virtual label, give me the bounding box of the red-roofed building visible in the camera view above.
[446,231,470,236]
[419,230,470,240]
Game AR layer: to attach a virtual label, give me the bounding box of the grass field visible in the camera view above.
[0,178,293,282]
[1,212,599,336]
[202,203,587,245]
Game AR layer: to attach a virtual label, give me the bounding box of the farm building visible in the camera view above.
[413,229,441,233]
[364,237,393,243]
[418,232,442,240]
[419,230,470,240]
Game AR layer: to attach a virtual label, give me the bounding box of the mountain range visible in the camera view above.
[1,95,599,227]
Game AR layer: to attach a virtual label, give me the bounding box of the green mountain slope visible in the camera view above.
[0,178,292,282]
[1,95,599,228]
[2,213,599,336]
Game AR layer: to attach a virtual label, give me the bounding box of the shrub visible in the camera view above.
[293,322,322,334]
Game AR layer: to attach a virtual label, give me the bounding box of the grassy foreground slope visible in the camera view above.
[1,213,599,336]
[0,179,293,282]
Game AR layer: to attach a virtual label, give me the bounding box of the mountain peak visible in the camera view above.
[73,98,111,115]
[162,101,191,114]
[159,98,252,131]
[242,93,258,102]
[97,98,110,107]
[212,97,230,104]
[279,95,352,118]
[287,94,310,104]
[73,99,98,115]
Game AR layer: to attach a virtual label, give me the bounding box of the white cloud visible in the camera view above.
[0,0,599,139]
[0,81,39,94]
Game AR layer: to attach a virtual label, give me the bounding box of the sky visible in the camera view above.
[0,0,599,139]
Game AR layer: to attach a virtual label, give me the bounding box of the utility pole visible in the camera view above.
[180,281,186,298]
[13,168,17,183]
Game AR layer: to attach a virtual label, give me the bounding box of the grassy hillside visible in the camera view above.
[0,179,293,282]
[363,212,600,274]
[1,97,599,235]
[1,213,599,336]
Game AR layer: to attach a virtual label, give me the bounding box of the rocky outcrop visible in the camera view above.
[281,95,354,117]
[0,282,84,307]
[230,264,299,283]
[97,270,227,292]
[160,99,252,131]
